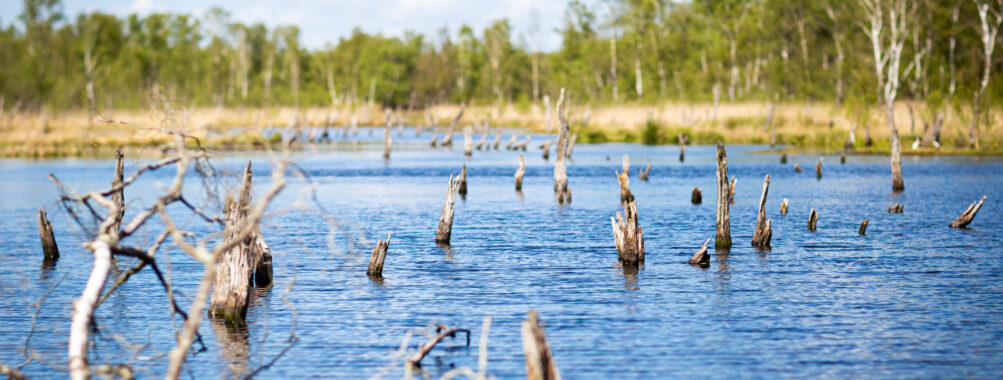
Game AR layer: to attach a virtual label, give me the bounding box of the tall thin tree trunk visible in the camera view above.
[888,103,904,191]
[634,39,643,98]
[610,36,618,103]
[532,51,540,103]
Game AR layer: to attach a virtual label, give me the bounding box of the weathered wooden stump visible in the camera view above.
[949,196,986,228]
[691,187,702,205]
[458,164,468,197]
[689,237,712,267]
[794,163,802,172]
[541,140,551,160]
[727,176,737,204]
[859,219,869,235]
[616,170,633,202]
[887,204,904,213]
[383,110,393,159]
[515,154,526,191]
[37,208,59,260]
[110,150,125,233]
[522,310,559,380]
[367,233,391,277]
[566,133,577,159]
[621,154,630,176]
[463,126,474,157]
[553,89,571,203]
[442,103,465,147]
[678,133,688,162]
[493,132,503,150]
[436,175,460,244]
[780,153,787,164]
[780,198,789,215]
[430,135,438,147]
[611,199,644,265]
[840,152,846,164]
[815,158,822,179]
[752,175,772,247]
[639,162,651,181]
[715,142,731,247]
[475,126,488,150]
[506,133,518,150]
[252,232,272,287]
[442,132,454,147]
[807,208,818,231]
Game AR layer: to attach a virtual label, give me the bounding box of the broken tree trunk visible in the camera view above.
[621,154,630,176]
[639,162,651,181]
[715,142,731,247]
[816,158,822,179]
[949,196,986,228]
[752,175,772,247]
[678,134,688,162]
[458,164,468,197]
[542,140,552,160]
[691,187,702,205]
[211,163,255,322]
[610,199,644,265]
[859,219,869,235]
[506,133,519,150]
[110,150,125,233]
[522,310,560,380]
[689,237,712,267]
[780,153,787,164]
[406,324,472,373]
[794,164,802,173]
[727,177,737,204]
[464,126,473,157]
[566,133,577,159]
[475,127,488,150]
[780,198,788,214]
[38,208,59,260]
[553,89,571,203]
[430,135,438,147]
[367,233,391,276]
[383,110,393,159]
[616,170,633,202]
[442,103,465,147]
[436,175,460,244]
[493,132,503,150]
[515,154,526,191]
[808,208,818,231]
[888,204,904,213]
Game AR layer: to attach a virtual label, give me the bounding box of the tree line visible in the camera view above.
[2,0,1001,120]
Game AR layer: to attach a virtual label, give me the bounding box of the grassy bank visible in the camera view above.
[1,101,1000,158]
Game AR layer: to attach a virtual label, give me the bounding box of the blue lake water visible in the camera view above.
[1,127,1001,378]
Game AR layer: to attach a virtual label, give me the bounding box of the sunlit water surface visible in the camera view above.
[1,128,1002,378]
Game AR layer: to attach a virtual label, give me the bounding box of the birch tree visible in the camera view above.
[970,0,1002,149]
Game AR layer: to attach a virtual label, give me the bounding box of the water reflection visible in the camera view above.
[212,317,250,378]
[619,262,640,291]
[40,257,57,277]
[713,247,731,285]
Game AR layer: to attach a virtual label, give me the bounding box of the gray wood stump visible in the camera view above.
[522,310,560,380]
[949,196,986,228]
[689,237,712,267]
[436,175,460,244]
[367,233,391,276]
[752,175,772,247]
[611,199,644,265]
[715,142,732,247]
[37,208,59,260]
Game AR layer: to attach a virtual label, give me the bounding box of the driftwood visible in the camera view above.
[639,162,651,181]
[691,187,702,204]
[111,150,125,233]
[616,170,633,202]
[406,325,471,372]
[780,198,788,214]
[464,126,473,157]
[37,208,59,260]
[794,164,802,172]
[751,175,772,247]
[553,88,571,203]
[611,199,644,265]
[436,175,460,244]
[689,237,712,267]
[888,204,904,213]
[949,196,986,228]
[515,154,526,191]
[522,310,560,380]
[780,153,787,164]
[808,208,818,231]
[727,177,737,204]
[715,143,732,248]
[366,233,391,276]
[815,158,822,179]
[458,164,468,197]
[859,219,869,235]
[678,133,688,162]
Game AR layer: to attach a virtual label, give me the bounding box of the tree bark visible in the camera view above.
[515,154,525,191]
[69,240,112,380]
[367,233,391,276]
[436,175,460,244]
[752,175,772,247]
[715,142,731,247]
[38,207,59,259]
[611,199,644,265]
[522,310,560,380]
[949,196,986,228]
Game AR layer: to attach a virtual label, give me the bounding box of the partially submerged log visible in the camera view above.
[38,208,59,260]
[888,204,904,213]
[515,154,526,191]
[514,136,531,151]
[366,233,391,276]
[616,170,633,202]
[780,153,787,164]
[715,143,731,248]
[678,133,688,162]
[522,310,559,380]
[840,152,846,164]
[436,174,460,244]
[689,237,711,267]
[780,198,788,214]
[815,158,822,179]
[553,88,571,203]
[727,176,737,204]
[949,196,986,228]
[751,175,772,247]
[639,162,651,181]
[458,164,468,197]
[808,208,818,231]
[859,219,869,235]
[407,324,471,372]
[794,163,802,172]
[691,187,702,205]
[611,199,644,265]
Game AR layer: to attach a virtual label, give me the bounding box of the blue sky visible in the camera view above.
[0,0,607,51]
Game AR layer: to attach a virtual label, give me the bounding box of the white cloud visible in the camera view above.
[129,0,162,15]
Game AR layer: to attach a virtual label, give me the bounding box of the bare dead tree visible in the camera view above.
[970,0,1003,149]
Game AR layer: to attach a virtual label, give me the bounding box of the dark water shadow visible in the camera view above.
[40,257,58,278]
[713,247,731,284]
[211,317,250,378]
[367,274,385,286]
[617,261,641,291]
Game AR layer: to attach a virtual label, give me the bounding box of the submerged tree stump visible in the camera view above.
[522,310,560,380]
[888,204,904,213]
[506,133,518,150]
[689,237,712,267]
[430,135,438,147]
[808,208,818,231]
[691,187,702,205]
[553,89,571,203]
[493,132,503,150]
[211,163,264,322]
[621,154,630,176]
[639,162,651,181]
[383,110,393,159]
[715,142,731,247]
[949,196,986,228]
[780,153,787,164]
[611,199,644,265]
[616,170,633,202]
[678,133,688,162]
[840,152,846,164]
[436,175,460,244]
[475,126,488,150]
[752,175,772,247]
[794,164,802,173]
[816,158,822,179]
[458,164,468,197]
[780,198,789,214]
[37,208,59,260]
[464,126,474,157]
[727,177,737,204]
[567,133,577,159]
[367,233,391,276]
[542,140,552,160]
[442,103,465,147]
[859,219,869,235]
[515,154,526,191]
[110,150,125,233]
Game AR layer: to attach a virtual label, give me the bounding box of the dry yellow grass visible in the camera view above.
[1,100,999,158]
